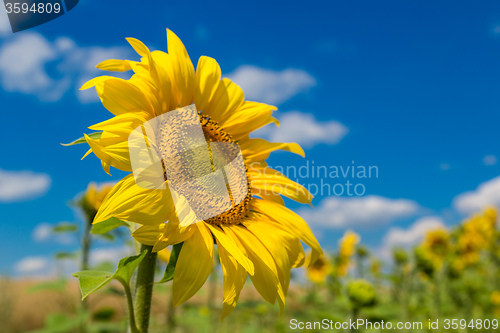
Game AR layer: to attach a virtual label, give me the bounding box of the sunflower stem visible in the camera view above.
[123,283,140,333]
[134,244,157,333]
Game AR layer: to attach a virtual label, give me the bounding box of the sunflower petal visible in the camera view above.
[96,59,133,72]
[165,29,195,107]
[80,75,115,90]
[94,174,174,226]
[172,223,214,306]
[195,56,221,112]
[96,78,153,116]
[240,138,305,162]
[224,102,278,137]
[132,224,164,246]
[204,78,245,125]
[225,226,285,308]
[218,240,247,320]
[206,224,254,275]
[248,167,313,204]
[84,134,132,172]
[126,38,151,57]
[250,199,322,265]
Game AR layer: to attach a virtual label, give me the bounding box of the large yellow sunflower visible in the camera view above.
[78,29,322,318]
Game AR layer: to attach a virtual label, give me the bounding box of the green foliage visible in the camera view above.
[28,312,88,333]
[54,252,77,260]
[159,242,183,283]
[73,251,147,300]
[61,132,102,146]
[52,222,78,233]
[392,247,409,264]
[346,279,377,308]
[91,217,131,235]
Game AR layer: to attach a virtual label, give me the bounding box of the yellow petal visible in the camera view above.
[164,29,195,108]
[126,37,151,57]
[248,167,313,204]
[224,101,278,137]
[206,224,254,275]
[225,226,285,309]
[96,59,133,72]
[158,220,196,248]
[84,134,132,172]
[88,112,149,137]
[240,137,305,162]
[95,174,174,226]
[218,239,247,320]
[204,78,245,125]
[172,223,214,306]
[194,56,221,112]
[96,78,153,116]
[132,224,164,246]
[101,160,111,175]
[250,187,284,205]
[81,148,92,160]
[250,199,322,265]
[80,75,115,90]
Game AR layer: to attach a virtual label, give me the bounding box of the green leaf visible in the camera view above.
[113,250,148,285]
[73,270,114,300]
[55,252,77,260]
[73,251,147,300]
[96,233,116,241]
[52,222,78,233]
[61,132,102,146]
[91,217,131,235]
[159,242,183,283]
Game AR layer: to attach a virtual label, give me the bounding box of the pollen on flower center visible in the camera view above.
[155,110,251,226]
[199,114,252,225]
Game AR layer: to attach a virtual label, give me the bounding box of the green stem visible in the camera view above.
[123,283,140,333]
[81,216,93,271]
[134,244,157,333]
[80,213,94,333]
[166,285,176,331]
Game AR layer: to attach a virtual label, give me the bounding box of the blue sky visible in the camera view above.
[1,0,500,275]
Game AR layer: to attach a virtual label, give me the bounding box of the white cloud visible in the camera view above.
[0,169,51,202]
[13,246,133,277]
[32,222,75,245]
[453,176,500,214]
[483,155,497,166]
[254,111,348,147]
[378,216,445,260]
[299,195,420,228]
[15,256,49,275]
[32,223,52,242]
[227,65,316,105]
[0,32,130,101]
[90,246,134,265]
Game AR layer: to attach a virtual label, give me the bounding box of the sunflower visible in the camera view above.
[80,182,114,216]
[422,228,450,267]
[77,29,322,318]
[306,254,332,284]
[336,230,359,277]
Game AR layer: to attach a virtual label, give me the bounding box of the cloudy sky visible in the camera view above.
[1,0,500,276]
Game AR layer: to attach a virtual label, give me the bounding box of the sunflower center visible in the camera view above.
[199,115,251,225]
